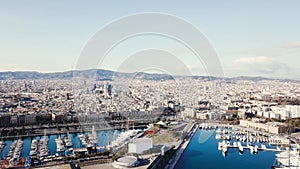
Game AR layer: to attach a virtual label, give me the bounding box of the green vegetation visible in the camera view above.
[151,130,179,144]
[286,118,300,128]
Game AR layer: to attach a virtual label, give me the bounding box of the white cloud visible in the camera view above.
[234,56,271,64]
[281,41,300,49]
[234,56,290,76]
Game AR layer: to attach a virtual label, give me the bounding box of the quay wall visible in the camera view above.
[163,122,197,169]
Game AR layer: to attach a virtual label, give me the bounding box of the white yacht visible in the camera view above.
[276,146,282,152]
[222,146,228,153]
[261,144,267,150]
[249,146,255,154]
[30,139,37,150]
[55,136,65,152]
[64,133,73,147]
[78,133,85,140]
[242,135,246,142]
[238,146,244,154]
[38,136,49,157]
[237,142,243,154]
[216,128,222,134]
[29,149,37,156]
[215,134,221,140]
[222,146,227,157]
[218,142,222,150]
[0,141,5,152]
[254,145,258,153]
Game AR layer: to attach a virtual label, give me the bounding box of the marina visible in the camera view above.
[175,128,278,169]
[0,128,133,168]
[175,124,300,169]
[214,126,289,155]
[217,140,283,156]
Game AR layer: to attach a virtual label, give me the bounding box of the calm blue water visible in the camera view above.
[0,130,122,158]
[175,129,277,169]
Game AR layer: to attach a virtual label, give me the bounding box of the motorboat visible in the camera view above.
[31,139,37,150]
[249,146,255,154]
[222,146,227,157]
[215,134,221,140]
[254,145,258,153]
[29,150,37,156]
[261,144,267,150]
[64,133,73,147]
[237,142,243,154]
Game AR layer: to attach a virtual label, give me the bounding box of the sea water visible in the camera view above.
[175,128,277,169]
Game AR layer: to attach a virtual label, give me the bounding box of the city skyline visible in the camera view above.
[0,0,300,80]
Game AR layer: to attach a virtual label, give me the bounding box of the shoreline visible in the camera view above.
[164,122,197,169]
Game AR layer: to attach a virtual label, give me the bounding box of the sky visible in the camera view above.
[0,0,300,79]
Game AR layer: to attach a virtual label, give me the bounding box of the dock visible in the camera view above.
[225,145,283,152]
[73,146,105,153]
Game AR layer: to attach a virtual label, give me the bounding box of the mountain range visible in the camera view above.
[0,69,298,82]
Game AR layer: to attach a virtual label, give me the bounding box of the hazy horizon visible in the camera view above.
[0,68,299,81]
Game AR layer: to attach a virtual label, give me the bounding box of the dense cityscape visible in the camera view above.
[0,72,299,168]
[1,1,300,169]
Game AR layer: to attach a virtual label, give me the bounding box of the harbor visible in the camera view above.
[0,126,145,168]
[173,123,300,169]
[175,127,278,169]
[214,126,291,156]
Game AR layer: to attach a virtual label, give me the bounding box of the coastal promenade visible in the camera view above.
[164,122,197,169]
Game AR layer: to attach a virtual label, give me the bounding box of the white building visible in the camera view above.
[257,111,263,117]
[286,105,300,118]
[269,112,280,119]
[196,112,207,120]
[263,111,270,118]
[181,108,195,118]
[128,138,153,154]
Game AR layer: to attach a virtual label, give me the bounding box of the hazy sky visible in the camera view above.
[0,0,300,79]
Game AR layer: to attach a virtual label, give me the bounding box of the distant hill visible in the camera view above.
[0,69,174,81]
[227,76,299,83]
[0,69,298,82]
